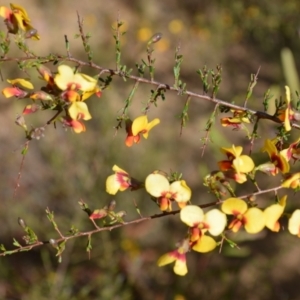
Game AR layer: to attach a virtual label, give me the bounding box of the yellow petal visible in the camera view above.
[7,78,34,89]
[283,86,292,131]
[112,165,127,174]
[10,4,30,22]
[278,154,290,174]
[288,209,300,236]
[174,259,188,276]
[170,180,192,203]
[132,115,148,136]
[143,118,160,138]
[221,145,243,158]
[282,173,300,188]
[145,173,169,197]
[261,139,277,157]
[157,253,176,266]
[244,207,265,234]
[54,65,74,90]
[105,174,119,195]
[264,196,286,232]
[68,102,92,120]
[80,73,97,84]
[0,6,11,19]
[204,209,227,236]
[192,235,216,253]
[73,73,97,92]
[180,205,204,227]
[232,155,255,173]
[221,198,248,215]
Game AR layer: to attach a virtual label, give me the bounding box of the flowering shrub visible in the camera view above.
[1,3,300,279]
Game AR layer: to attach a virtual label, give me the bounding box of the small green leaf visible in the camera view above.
[13,238,21,248]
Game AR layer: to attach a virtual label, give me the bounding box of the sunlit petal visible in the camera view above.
[221,198,248,215]
[192,235,217,253]
[288,210,300,237]
[205,209,227,236]
[170,180,192,203]
[180,205,204,227]
[244,207,265,234]
[145,173,169,197]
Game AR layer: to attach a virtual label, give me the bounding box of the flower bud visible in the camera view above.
[49,239,58,248]
[18,217,26,228]
[15,115,27,130]
[107,200,116,211]
[148,33,163,44]
[25,28,38,39]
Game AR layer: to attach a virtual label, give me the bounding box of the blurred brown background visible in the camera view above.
[1,0,300,299]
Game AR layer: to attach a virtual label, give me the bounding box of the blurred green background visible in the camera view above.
[1,0,300,299]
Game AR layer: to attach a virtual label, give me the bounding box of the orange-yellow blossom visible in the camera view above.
[221,198,265,234]
[219,145,255,174]
[220,109,251,128]
[180,205,226,252]
[2,78,33,98]
[145,173,191,211]
[260,139,290,175]
[180,205,226,239]
[125,115,160,147]
[106,165,141,195]
[54,65,97,94]
[61,116,86,133]
[157,239,189,276]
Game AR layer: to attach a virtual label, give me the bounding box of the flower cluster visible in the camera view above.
[2,6,300,278]
[104,151,300,276]
[2,64,101,134]
[156,205,227,275]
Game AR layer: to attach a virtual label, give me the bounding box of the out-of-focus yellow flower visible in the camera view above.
[288,210,300,237]
[106,165,131,195]
[168,19,183,34]
[137,27,152,42]
[0,3,39,39]
[157,239,189,276]
[281,173,300,189]
[277,86,294,132]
